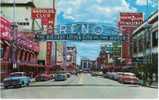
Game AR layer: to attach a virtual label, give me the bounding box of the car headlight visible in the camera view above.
[3,78,9,81]
[16,79,21,82]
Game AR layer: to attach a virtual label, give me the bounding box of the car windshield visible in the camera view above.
[124,73,136,77]
[10,73,24,77]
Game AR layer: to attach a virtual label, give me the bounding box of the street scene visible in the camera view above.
[1,73,158,98]
[0,0,158,99]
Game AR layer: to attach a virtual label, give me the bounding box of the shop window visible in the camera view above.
[17,22,29,26]
[146,33,151,48]
[19,51,23,61]
[152,31,158,47]
[138,37,144,52]
[0,48,3,59]
[26,22,29,25]
[133,39,137,53]
[38,60,45,65]
[1,45,6,60]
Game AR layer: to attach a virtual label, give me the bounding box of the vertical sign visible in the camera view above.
[46,41,52,65]
[32,8,55,67]
[118,12,143,64]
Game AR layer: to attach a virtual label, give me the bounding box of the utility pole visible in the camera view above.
[63,41,67,72]
[53,0,57,65]
[11,0,18,71]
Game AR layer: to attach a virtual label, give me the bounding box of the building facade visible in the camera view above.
[97,42,122,72]
[118,12,144,64]
[0,0,44,80]
[65,46,77,72]
[0,16,40,80]
[1,0,42,39]
[132,11,158,82]
[80,58,96,71]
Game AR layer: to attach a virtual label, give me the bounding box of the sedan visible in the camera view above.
[54,73,67,81]
[118,73,139,84]
[35,74,52,81]
[3,72,31,89]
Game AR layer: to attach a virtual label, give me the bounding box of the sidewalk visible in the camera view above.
[150,82,158,88]
[139,80,158,89]
[31,78,35,82]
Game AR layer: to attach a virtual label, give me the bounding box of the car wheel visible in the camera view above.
[21,81,25,87]
[4,86,8,89]
[119,80,123,84]
[26,82,30,86]
[17,84,22,88]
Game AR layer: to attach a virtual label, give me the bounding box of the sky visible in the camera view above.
[34,0,158,64]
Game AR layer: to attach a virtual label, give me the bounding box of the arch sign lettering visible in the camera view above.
[36,22,127,42]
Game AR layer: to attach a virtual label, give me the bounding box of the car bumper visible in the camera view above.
[123,80,138,84]
[54,78,65,81]
[3,82,21,87]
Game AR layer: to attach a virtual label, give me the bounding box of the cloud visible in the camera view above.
[57,0,137,24]
[136,0,147,5]
[136,0,158,7]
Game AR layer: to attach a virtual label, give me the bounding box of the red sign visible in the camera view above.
[32,8,55,19]
[120,13,143,21]
[46,41,52,65]
[119,12,143,27]
[41,18,49,25]
[0,16,12,40]
[118,12,144,64]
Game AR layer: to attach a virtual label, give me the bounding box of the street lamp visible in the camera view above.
[11,22,18,70]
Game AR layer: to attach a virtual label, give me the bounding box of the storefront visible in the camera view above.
[0,16,42,80]
[132,11,158,83]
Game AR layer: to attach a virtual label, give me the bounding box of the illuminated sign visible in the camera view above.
[35,34,126,41]
[32,8,55,19]
[118,12,144,33]
[55,23,121,35]
[46,41,52,65]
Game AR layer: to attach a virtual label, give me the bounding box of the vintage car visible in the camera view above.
[35,73,52,81]
[118,72,139,84]
[3,72,31,89]
[54,72,67,81]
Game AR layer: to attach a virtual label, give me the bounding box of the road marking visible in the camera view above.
[78,74,84,84]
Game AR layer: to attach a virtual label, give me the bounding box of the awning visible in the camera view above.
[4,40,11,46]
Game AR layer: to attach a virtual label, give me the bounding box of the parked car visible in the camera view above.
[97,72,103,76]
[105,72,113,79]
[3,72,31,89]
[111,72,119,80]
[103,72,118,80]
[35,74,52,81]
[91,72,98,76]
[118,72,139,84]
[116,72,124,80]
[54,72,67,81]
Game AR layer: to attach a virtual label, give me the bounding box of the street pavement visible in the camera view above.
[0,73,158,98]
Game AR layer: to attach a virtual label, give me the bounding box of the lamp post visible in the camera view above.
[11,22,18,71]
[11,0,18,71]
